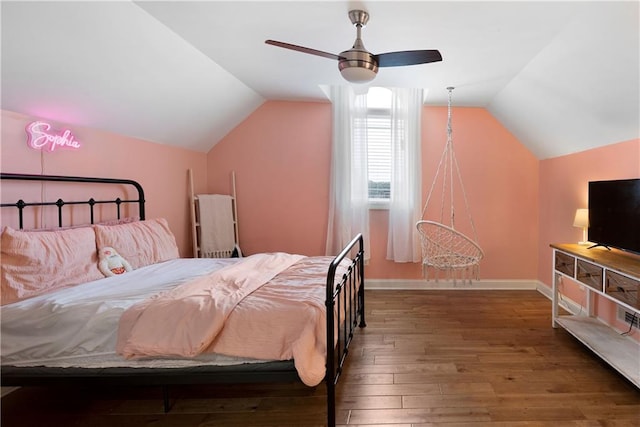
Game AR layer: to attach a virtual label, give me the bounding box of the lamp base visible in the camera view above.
[578,228,589,246]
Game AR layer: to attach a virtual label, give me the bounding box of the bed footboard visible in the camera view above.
[325,233,366,427]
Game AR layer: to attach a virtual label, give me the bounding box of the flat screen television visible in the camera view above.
[588,178,640,254]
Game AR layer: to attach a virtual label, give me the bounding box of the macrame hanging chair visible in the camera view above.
[416,87,484,282]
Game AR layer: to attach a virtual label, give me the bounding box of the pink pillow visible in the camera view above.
[34,216,140,232]
[94,218,179,269]
[1,226,103,305]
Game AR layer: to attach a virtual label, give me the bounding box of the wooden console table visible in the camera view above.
[551,243,640,388]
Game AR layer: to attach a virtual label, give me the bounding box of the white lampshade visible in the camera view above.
[573,208,589,228]
[339,66,377,83]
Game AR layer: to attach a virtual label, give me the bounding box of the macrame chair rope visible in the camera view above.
[417,87,483,283]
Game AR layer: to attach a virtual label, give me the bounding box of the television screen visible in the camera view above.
[588,178,640,254]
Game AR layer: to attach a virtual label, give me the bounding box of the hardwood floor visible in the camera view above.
[2,290,639,426]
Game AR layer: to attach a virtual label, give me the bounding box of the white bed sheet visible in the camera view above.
[0,258,274,368]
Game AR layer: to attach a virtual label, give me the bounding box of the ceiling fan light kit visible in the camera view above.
[338,52,378,83]
[266,9,442,84]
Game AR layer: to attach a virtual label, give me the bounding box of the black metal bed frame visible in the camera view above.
[0,173,366,427]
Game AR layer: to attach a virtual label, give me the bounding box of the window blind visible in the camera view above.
[363,110,391,199]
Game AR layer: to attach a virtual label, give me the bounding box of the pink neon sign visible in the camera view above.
[25,121,81,152]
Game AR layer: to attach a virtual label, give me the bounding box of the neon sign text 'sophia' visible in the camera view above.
[26,121,81,152]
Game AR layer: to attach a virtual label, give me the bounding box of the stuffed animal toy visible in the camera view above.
[98,246,133,277]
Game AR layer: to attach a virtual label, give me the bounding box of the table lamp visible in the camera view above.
[573,208,589,245]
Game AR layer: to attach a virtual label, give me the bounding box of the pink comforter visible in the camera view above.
[116,253,346,386]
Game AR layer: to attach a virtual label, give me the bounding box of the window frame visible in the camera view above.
[361,88,393,209]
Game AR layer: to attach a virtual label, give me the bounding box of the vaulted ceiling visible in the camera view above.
[2,1,638,159]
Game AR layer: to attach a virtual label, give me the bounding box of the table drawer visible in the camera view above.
[576,259,603,291]
[555,251,575,277]
[605,270,640,309]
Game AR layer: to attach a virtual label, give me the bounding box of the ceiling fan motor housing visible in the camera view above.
[338,49,379,83]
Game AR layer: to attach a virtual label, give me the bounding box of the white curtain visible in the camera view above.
[326,86,371,260]
[386,87,423,262]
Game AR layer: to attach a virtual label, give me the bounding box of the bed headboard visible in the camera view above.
[0,173,145,229]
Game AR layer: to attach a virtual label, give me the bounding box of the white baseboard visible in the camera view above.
[364,279,539,290]
[364,279,584,315]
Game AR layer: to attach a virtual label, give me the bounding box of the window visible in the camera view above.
[356,87,394,202]
[328,85,422,262]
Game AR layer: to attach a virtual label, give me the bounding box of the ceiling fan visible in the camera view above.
[265,10,442,84]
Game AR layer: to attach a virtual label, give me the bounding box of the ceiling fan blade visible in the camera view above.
[265,40,343,61]
[375,50,442,67]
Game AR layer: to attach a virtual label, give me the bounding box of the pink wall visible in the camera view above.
[3,106,635,287]
[538,139,640,284]
[538,138,640,335]
[1,110,208,256]
[207,101,540,280]
[206,101,332,256]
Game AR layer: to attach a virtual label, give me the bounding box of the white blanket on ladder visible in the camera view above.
[197,194,235,258]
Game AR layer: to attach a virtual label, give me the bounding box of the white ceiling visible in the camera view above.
[2,1,638,158]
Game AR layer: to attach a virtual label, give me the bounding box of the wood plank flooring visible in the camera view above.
[2,290,639,426]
